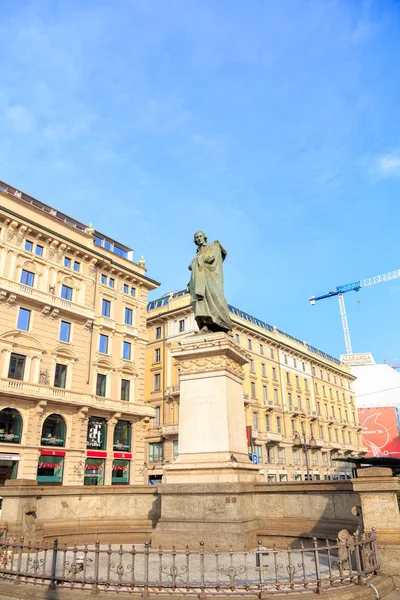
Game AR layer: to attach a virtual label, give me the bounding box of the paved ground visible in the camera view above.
[387,592,400,599]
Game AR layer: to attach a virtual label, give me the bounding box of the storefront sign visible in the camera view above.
[0,433,20,443]
[87,418,106,450]
[41,436,65,447]
[0,454,19,461]
[114,452,132,459]
[41,450,66,456]
[87,450,107,458]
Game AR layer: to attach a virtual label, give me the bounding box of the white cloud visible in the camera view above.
[376,152,400,178]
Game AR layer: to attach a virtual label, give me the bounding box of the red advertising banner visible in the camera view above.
[246,426,252,449]
[358,406,400,458]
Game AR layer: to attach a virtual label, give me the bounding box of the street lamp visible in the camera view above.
[293,431,317,481]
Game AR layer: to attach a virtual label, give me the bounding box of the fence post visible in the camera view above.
[92,540,100,594]
[48,538,58,591]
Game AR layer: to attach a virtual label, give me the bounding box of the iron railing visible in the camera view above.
[0,531,379,595]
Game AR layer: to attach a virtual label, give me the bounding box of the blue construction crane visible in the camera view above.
[309,269,400,355]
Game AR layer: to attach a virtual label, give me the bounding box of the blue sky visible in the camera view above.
[1,0,400,363]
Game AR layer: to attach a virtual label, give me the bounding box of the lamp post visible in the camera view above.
[293,431,317,481]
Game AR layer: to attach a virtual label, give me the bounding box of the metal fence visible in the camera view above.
[0,530,379,596]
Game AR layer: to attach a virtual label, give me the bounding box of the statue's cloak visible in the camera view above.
[188,241,232,332]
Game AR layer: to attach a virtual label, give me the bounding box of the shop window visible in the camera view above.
[54,363,67,388]
[87,416,107,450]
[121,379,130,401]
[37,455,64,484]
[149,442,163,462]
[96,374,107,397]
[112,460,129,485]
[113,420,131,452]
[84,458,105,486]
[8,353,26,381]
[0,458,18,484]
[17,308,31,331]
[0,408,22,444]
[21,269,34,287]
[41,414,66,447]
[61,285,72,301]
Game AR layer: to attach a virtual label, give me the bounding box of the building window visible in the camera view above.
[59,321,71,343]
[101,274,107,285]
[154,373,161,391]
[17,308,31,331]
[306,398,310,413]
[25,240,33,252]
[8,354,26,380]
[291,420,296,435]
[102,299,111,317]
[253,412,259,429]
[84,458,105,486]
[37,455,64,484]
[149,442,163,462]
[179,319,185,332]
[121,379,130,401]
[322,386,326,396]
[295,375,299,387]
[125,308,133,325]
[123,284,128,294]
[305,379,308,390]
[274,389,279,404]
[266,446,274,463]
[315,383,318,393]
[261,363,266,376]
[270,348,274,359]
[250,359,255,371]
[263,386,267,402]
[99,334,108,354]
[327,373,330,382]
[272,367,277,379]
[155,326,162,339]
[312,366,315,376]
[265,414,270,431]
[267,474,276,482]
[277,447,285,464]
[322,453,328,467]
[260,344,264,355]
[317,402,321,415]
[154,406,161,427]
[251,382,256,398]
[286,372,290,383]
[64,257,71,268]
[173,440,179,460]
[302,362,305,371]
[297,395,302,409]
[248,339,252,351]
[123,341,131,360]
[320,424,324,438]
[235,334,240,344]
[20,269,34,287]
[284,354,288,365]
[96,374,107,397]
[61,284,73,301]
[254,445,262,462]
[320,370,323,379]
[154,348,161,363]
[0,408,22,444]
[288,393,292,408]
[112,460,129,484]
[276,417,281,433]
[41,414,66,447]
[73,261,80,272]
[130,287,135,296]
[293,358,297,368]
[35,245,43,257]
[113,420,131,451]
[293,449,301,465]
[109,278,115,288]
[54,364,67,388]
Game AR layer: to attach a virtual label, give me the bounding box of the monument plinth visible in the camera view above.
[163,331,261,483]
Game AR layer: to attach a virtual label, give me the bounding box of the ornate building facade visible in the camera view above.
[0,181,158,485]
[145,291,367,483]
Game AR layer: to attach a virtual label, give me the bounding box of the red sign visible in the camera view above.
[40,450,66,456]
[246,426,252,448]
[112,465,128,471]
[39,462,61,469]
[86,451,107,458]
[358,407,400,458]
[85,464,103,470]
[114,452,132,459]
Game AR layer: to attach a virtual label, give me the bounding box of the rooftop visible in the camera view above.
[147,289,342,366]
[0,180,133,261]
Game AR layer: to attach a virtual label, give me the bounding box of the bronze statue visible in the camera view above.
[188,231,232,333]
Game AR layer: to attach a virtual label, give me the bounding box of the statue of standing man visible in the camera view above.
[188,231,232,333]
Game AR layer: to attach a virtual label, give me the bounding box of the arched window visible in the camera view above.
[41,414,66,447]
[113,420,131,452]
[0,408,22,444]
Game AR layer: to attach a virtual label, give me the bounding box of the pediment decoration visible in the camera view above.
[116,362,137,377]
[51,344,78,363]
[93,355,115,371]
[0,330,46,353]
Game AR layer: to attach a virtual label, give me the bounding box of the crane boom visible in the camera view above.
[309,268,400,354]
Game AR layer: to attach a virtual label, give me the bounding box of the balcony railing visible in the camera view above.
[162,424,179,436]
[262,431,282,443]
[0,276,94,319]
[165,386,180,397]
[0,377,154,418]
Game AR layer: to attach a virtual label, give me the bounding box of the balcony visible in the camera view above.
[165,386,180,397]
[263,431,282,443]
[98,316,116,330]
[162,424,179,436]
[251,429,259,439]
[330,441,342,450]
[0,376,154,418]
[122,324,138,338]
[0,276,94,320]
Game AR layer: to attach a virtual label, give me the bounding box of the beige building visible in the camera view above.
[0,180,158,486]
[145,291,368,483]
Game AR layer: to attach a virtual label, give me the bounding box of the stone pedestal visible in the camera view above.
[163,332,260,483]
